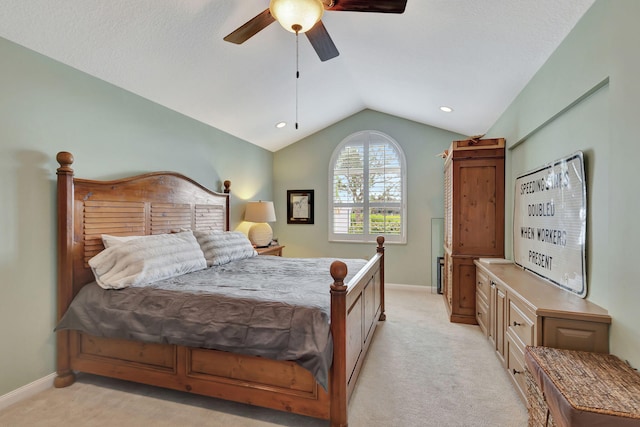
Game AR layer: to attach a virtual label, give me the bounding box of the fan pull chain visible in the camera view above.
[295,26,300,130]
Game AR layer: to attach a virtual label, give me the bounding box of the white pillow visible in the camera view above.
[102,229,191,248]
[89,231,207,289]
[193,230,257,267]
[102,234,143,248]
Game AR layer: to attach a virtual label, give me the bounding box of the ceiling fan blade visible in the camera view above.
[305,20,339,62]
[326,0,407,13]
[223,9,276,44]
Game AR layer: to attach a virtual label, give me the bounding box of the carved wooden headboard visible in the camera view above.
[56,151,230,318]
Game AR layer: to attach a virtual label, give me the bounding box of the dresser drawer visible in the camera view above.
[507,299,535,348]
[476,294,489,336]
[506,338,527,402]
[476,270,490,300]
[542,317,609,353]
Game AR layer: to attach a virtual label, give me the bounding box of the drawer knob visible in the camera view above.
[512,369,523,375]
[512,321,522,327]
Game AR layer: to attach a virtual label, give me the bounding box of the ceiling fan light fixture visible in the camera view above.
[269,0,324,33]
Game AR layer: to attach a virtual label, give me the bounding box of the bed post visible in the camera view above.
[376,235,386,321]
[54,152,76,388]
[329,261,348,427]
[223,180,230,231]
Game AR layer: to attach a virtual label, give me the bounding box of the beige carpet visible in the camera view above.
[0,286,527,427]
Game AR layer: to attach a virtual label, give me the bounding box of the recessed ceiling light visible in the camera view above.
[275,121,287,129]
[440,106,453,113]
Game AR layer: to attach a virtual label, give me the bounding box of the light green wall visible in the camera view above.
[272,109,463,286]
[0,37,273,396]
[4,0,638,399]
[487,0,639,368]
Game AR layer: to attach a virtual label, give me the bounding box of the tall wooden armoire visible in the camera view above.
[443,138,505,324]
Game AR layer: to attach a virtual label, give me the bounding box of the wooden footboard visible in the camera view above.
[65,333,332,419]
[330,238,385,426]
[54,152,385,427]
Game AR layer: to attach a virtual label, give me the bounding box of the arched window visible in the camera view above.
[329,131,407,243]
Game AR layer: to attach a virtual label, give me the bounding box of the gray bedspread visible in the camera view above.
[56,256,367,389]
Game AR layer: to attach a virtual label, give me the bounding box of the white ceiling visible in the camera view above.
[0,0,595,152]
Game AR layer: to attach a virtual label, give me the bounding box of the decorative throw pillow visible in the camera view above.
[89,231,207,289]
[193,230,257,267]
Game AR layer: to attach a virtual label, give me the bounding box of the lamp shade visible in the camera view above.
[244,201,276,223]
[269,0,324,33]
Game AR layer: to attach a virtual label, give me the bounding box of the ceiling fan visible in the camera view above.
[224,0,408,62]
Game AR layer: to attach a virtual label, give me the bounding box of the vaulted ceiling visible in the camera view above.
[0,0,595,152]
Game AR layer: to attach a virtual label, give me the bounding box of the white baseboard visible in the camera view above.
[0,372,56,411]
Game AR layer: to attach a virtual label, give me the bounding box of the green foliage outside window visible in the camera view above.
[349,213,401,234]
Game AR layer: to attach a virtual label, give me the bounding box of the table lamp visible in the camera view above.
[244,201,276,247]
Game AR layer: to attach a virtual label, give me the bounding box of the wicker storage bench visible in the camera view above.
[524,346,640,427]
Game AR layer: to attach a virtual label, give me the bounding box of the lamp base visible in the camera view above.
[248,223,273,248]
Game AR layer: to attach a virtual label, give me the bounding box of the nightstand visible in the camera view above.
[255,245,284,256]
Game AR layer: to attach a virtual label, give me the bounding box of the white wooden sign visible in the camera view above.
[513,152,587,297]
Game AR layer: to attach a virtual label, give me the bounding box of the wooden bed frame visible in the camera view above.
[54,152,385,427]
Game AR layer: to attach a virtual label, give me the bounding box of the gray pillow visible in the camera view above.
[193,230,257,267]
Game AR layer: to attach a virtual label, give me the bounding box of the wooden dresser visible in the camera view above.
[475,260,611,402]
[443,138,505,324]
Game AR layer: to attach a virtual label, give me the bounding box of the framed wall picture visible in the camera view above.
[287,190,314,224]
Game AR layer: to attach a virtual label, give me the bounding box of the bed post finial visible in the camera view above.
[56,151,74,173]
[330,261,348,290]
[223,180,231,194]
